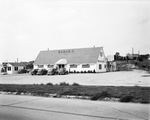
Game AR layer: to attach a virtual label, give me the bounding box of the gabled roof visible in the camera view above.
[34,47,103,65]
[9,62,26,67]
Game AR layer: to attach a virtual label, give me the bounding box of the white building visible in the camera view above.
[0,64,3,73]
[34,47,107,73]
[6,63,26,74]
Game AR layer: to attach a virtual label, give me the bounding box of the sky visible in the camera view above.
[0,0,150,63]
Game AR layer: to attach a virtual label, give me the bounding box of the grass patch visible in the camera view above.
[0,84,149,104]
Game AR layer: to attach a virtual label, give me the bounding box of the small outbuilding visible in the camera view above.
[34,47,107,73]
[6,63,26,74]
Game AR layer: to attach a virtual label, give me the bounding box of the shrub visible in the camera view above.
[91,91,111,100]
[1,68,5,72]
[36,91,45,96]
[88,70,92,73]
[72,83,80,86]
[40,83,45,86]
[16,91,22,95]
[140,99,150,104]
[120,95,134,102]
[59,82,70,86]
[46,82,53,86]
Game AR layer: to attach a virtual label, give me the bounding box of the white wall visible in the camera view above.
[95,48,107,72]
[7,64,25,74]
[7,64,13,74]
[96,62,107,72]
[69,63,96,72]
[44,64,48,70]
[34,64,54,70]
[34,64,38,69]
[34,63,107,73]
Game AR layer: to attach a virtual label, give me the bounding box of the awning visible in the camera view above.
[55,59,67,65]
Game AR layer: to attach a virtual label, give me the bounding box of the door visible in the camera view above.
[58,64,64,69]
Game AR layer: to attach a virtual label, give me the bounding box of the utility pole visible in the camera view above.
[132,47,134,55]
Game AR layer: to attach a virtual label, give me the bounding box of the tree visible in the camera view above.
[26,61,34,69]
[114,52,120,60]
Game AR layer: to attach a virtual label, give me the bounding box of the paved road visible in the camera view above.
[0,95,149,120]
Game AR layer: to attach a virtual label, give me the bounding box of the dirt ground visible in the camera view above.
[0,70,150,86]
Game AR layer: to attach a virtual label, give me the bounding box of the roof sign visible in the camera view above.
[58,50,74,53]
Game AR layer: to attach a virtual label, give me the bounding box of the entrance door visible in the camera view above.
[58,64,64,69]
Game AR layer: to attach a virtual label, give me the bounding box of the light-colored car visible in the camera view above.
[36,69,48,75]
[47,68,57,75]
[30,69,39,75]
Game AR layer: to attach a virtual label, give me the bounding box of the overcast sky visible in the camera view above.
[0,0,149,63]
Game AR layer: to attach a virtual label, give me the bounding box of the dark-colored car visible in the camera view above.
[36,69,48,75]
[18,69,28,74]
[30,69,39,75]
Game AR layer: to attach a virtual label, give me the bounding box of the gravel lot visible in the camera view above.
[0,70,150,86]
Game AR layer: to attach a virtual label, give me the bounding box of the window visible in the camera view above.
[8,67,11,71]
[70,64,77,68]
[100,52,103,57]
[38,65,44,68]
[14,67,18,71]
[104,64,106,68]
[99,64,102,69]
[47,64,54,68]
[82,64,90,68]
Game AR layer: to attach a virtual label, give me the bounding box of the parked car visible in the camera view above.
[30,69,39,75]
[47,68,57,75]
[36,69,48,75]
[18,69,28,74]
[58,68,68,75]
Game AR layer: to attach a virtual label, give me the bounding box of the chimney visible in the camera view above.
[17,58,19,63]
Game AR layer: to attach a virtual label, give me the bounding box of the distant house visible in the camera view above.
[126,53,139,60]
[106,55,116,72]
[5,63,26,74]
[34,47,107,73]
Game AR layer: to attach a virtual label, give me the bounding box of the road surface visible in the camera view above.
[0,94,149,120]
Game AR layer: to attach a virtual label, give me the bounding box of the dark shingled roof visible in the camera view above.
[34,47,103,65]
[9,63,26,67]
